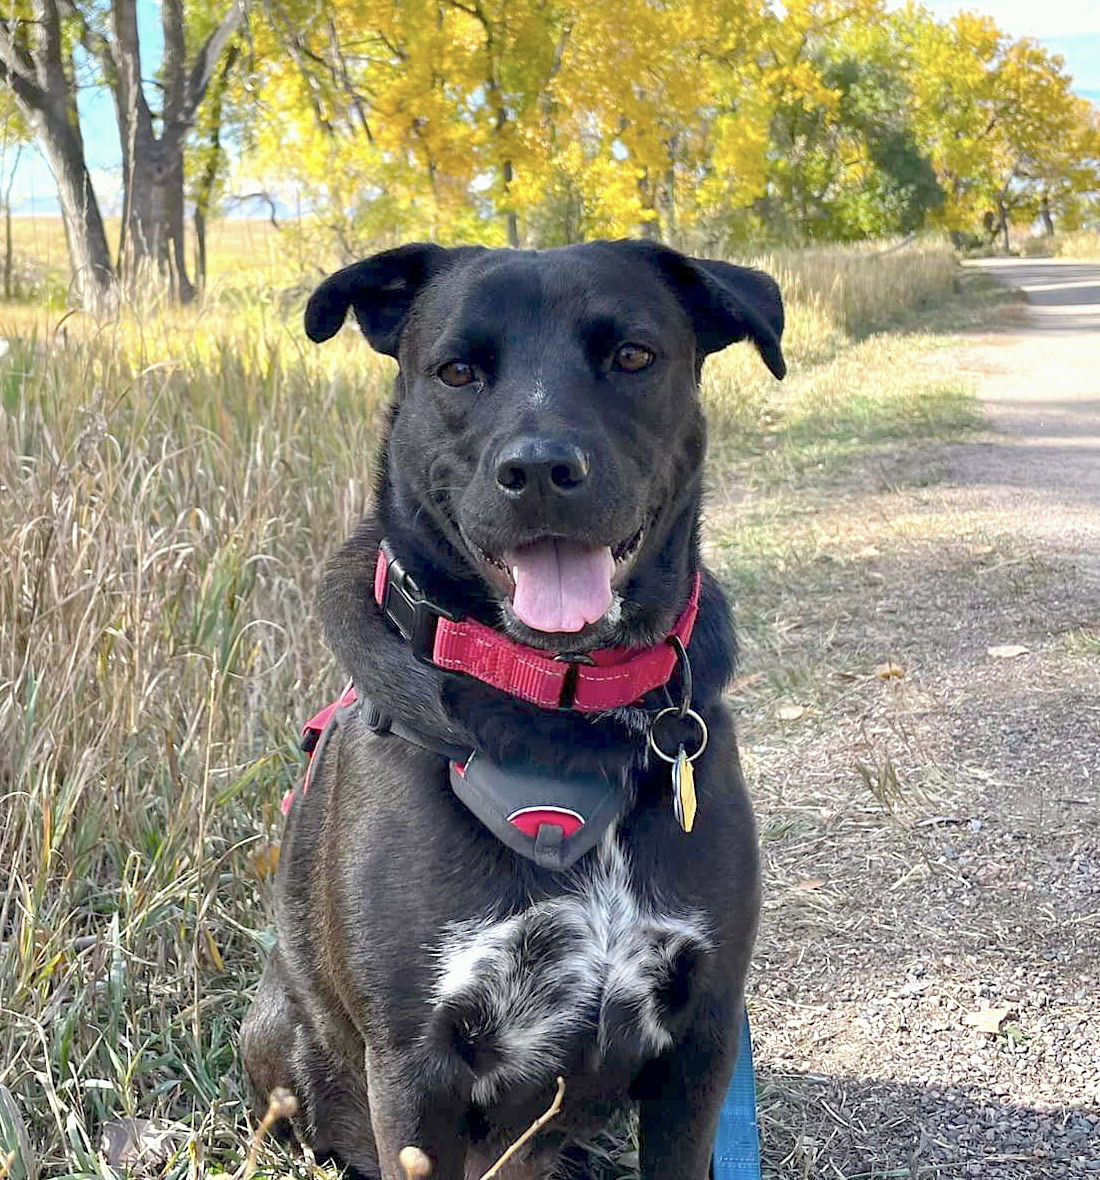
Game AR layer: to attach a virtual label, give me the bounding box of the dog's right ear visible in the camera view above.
[305,244,481,356]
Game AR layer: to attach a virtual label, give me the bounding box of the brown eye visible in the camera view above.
[437,361,476,387]
[614,343,655,373]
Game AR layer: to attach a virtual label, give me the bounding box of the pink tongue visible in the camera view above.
[505,540,615,633]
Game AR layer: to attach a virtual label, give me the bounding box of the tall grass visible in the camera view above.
[1052,229,1100,261]
[704,237,958,442]
[0,236,962,1177]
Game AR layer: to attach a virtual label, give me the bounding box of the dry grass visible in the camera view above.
[702,238,963,444]
[4,218,290,305]
[0,234,978,1178]
[1051,229,1100,261]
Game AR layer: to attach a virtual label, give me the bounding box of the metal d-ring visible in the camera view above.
[668,635,692,717]
[647,706,709,764]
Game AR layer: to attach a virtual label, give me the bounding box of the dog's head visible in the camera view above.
[306,241,784,652]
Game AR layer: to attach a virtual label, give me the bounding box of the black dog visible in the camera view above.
[242,240,785,1180]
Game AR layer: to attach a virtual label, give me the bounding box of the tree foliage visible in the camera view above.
[1,0,1098,299]
[234,0,1098,255]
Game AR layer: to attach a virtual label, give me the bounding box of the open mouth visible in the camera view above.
[470,524,646,634]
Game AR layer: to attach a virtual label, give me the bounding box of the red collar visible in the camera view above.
[373,541,701,712]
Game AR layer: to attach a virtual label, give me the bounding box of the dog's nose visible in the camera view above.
[494,439,590,498]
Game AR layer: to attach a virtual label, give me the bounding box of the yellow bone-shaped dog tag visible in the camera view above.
[671,745,697,833]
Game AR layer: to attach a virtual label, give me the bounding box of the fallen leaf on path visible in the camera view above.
[873,662,904,679]
[776,703,810,721]
[962,1006,1010,1035]
[987,644,1029,659]
[793,877,827,891]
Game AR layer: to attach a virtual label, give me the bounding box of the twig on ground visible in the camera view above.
[478,1077,566,1180]
[239,1088,299,1180]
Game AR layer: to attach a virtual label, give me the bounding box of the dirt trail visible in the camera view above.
[746,259,1100,1177]
[949,260,1100,581]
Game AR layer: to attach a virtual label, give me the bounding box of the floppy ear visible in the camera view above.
[632,244,786,379]
[304,243,482,355]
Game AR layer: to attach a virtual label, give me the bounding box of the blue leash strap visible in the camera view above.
[712,1009,762,1180]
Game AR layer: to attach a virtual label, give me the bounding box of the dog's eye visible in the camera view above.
[437,361,477,387]
[614,344,655,373]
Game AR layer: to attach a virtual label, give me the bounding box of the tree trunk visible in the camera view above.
[503,159,519,247]
[1040,194,1054,238]
[108,0,237,302]
[3,142,20,299]
[194,206,208,294]
[0,0,118,308]
[112,0,193,299]
[164,149,194,302]
[3,203,11,299]
[637,170,660,240]
[122,139,193,301]
[33,106,115,308]
[191,46,237,294]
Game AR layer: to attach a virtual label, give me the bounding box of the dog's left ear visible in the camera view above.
[305,243,483,356]
[633,244,786,379]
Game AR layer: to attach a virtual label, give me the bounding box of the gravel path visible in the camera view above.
[948,260,1100,583]
[743,258,1100,1178]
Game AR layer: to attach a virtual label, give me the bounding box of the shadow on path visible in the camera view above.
[759,1068,1099,1178]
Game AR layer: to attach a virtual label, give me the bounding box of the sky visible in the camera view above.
[3,0,1099,215]
[920,0,1100,103]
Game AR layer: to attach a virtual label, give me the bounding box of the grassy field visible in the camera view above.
[4,217,295,305]
[0,233,988,1179]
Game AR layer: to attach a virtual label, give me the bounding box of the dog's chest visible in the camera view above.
[432,836,710,1105]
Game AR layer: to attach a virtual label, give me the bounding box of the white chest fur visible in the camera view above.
[432,834,711,1106]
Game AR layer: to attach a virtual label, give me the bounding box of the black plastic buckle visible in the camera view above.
[554,651,594,710]
[379,542,455,658]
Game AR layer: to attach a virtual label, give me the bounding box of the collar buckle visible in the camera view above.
[379,541,455,658]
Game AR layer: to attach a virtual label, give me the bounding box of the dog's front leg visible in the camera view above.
[365,1048,469,1180]
[635,1016,741,1180]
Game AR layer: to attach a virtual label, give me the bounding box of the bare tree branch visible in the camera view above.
[185,0,245,117]
[0,44,45,110]
[57,0,116,78]
[326,13,373,142]
[110,0,154,133]
[0,19,40,90]
[162,0,187,128]
[225,190,282,229]
[33,0,67,90]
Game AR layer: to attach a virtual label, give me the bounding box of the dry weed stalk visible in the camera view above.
[239,1088,299,1180]
[478,1076,565,1180]
[397,1076,565,1180]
